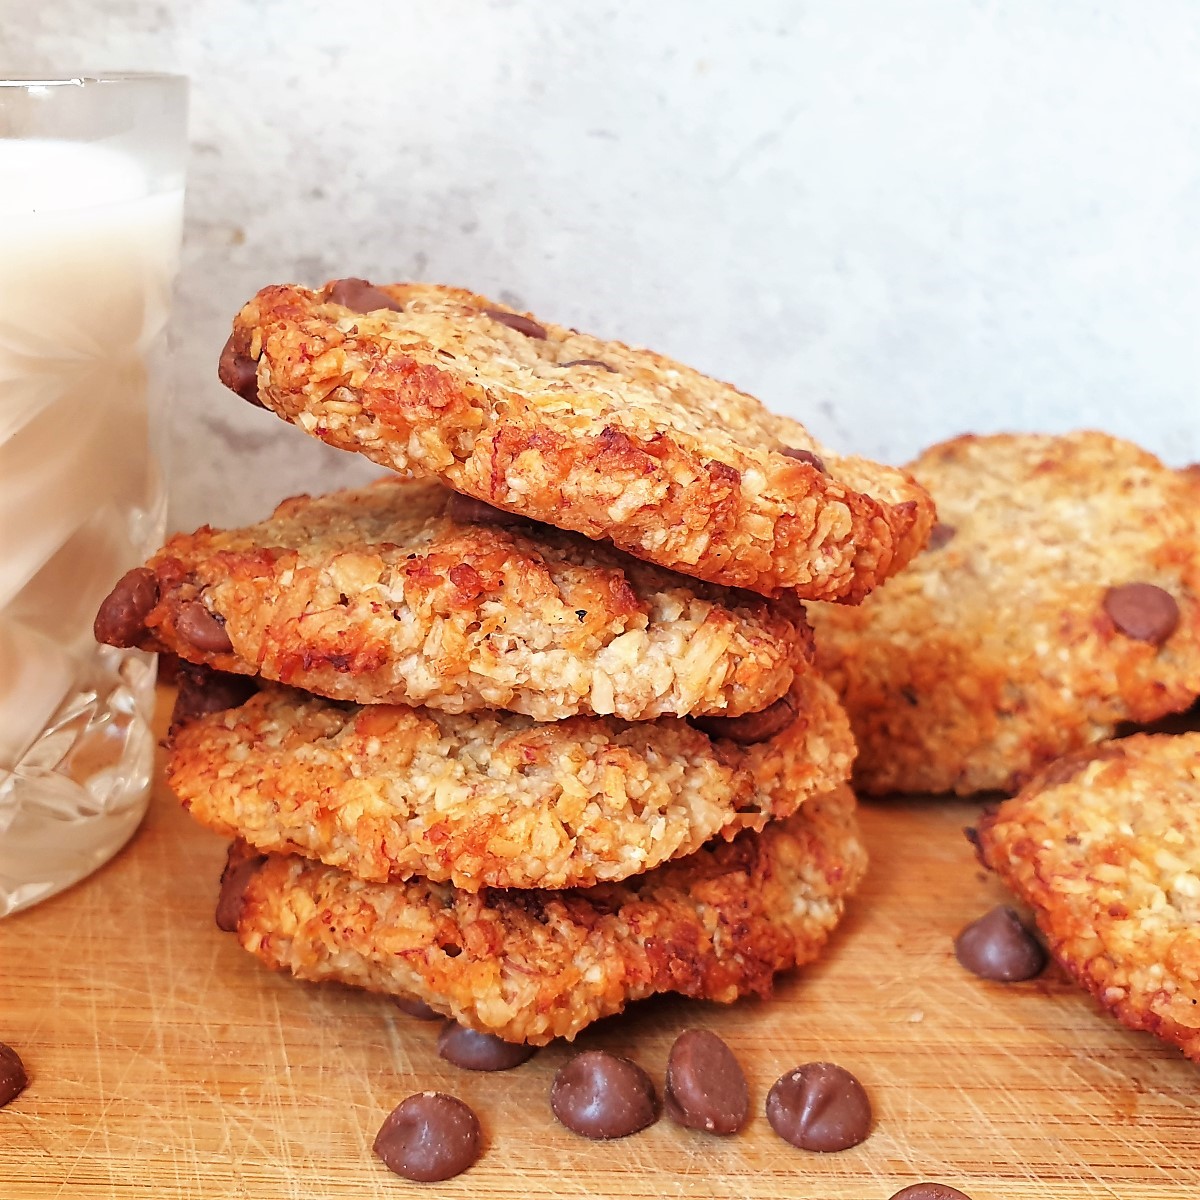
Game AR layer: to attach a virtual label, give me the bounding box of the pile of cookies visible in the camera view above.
[95,278,935,1045]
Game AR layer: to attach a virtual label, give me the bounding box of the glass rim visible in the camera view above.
[0,73,186,89]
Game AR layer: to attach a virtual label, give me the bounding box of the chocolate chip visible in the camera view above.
[437,1023,536,1072]
[157,653,182,685]
[926,522,957,551]
[781,447,828,473]
[550,1050,658,1140]
[664,1029,748,1135]
[175,601,234,654]
[169,664,256,737]
[691,692,799,745]
[1103,582,1180,646]
[94,567,160,648]
[393,996,442,1021]
[218,334,263,407]
[482,307,547,339]
[0,1044,28,1108]
[325,277,404,313]
[444,491,531,527]
[215,841,267,932]
[560,358,616,372]
[765,1062,872,1152]
[954,905,1047,982]
[373,1092,481,1182]
[889,1186,974,1200]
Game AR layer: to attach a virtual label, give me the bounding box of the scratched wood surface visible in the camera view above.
[2,688,1196,1200]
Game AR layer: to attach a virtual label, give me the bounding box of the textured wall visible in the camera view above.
[7,0,1200,531]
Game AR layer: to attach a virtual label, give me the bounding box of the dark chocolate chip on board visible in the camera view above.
[0,1044,28,1108]
[94,567,159,647]
[437,1024,536,1072]
[393,996,442,1021]
[954,905,1046,982]
[373,1092,482,1182]
[664,1029,748,1135]
[550,1050,658,1140]
[889,1186,973,1200]
[765,1061,872,1152]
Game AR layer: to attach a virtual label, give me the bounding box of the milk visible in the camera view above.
[0,138,183,911]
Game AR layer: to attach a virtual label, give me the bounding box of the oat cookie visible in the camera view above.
[95,478,808,722]
[974,733,1200,1060]
[811,432,1200,795]
[225,785,866,1044]
[168,669,854,890]
[217,280,934,600]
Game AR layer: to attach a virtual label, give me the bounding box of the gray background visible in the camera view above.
[7,0,1199,531]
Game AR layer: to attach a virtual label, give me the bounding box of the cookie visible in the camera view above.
[810,432,1200,795]
[225,784,866,1044]
[95,478,809,722]
[217,280,934,600]
[167,669,854,890]
[973,733,1200,1060]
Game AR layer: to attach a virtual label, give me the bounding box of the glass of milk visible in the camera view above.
[0,75,187,914]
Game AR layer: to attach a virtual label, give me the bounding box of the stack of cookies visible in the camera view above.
[96,279,934,1045]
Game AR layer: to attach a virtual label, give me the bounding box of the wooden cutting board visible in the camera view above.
[2,688,1196,1199]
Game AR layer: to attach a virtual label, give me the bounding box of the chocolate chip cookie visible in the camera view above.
[974,733,1200,1059]
[223,785,866,1045]
[96,477,810,723]
[167,670,854,891]
[217,280,933,600]
[811,432,1200,794]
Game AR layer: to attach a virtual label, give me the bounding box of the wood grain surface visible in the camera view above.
[1,688,1196,1199]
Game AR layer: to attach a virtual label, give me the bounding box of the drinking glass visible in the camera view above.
[0,74,187,914]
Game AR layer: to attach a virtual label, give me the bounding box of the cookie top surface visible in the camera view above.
[975,733,1200,1060]
[168,668,854,891]
[96,477,809,722]
[218,280,934,600]
[811,432,1200,795]
[229,785,866,1044]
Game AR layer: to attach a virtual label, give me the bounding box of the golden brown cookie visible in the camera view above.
[95,477,810,722]
[811,432,1200,795]
[168,669,854,890]
[217,280,934,600]
[224,784,866,1044]
[974,733,1200,1060]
